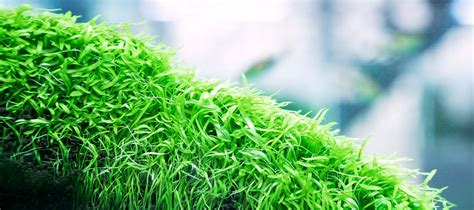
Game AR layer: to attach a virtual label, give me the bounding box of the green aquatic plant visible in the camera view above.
[0,5,452,209]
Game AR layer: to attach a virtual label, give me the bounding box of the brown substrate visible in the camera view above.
[0,105,75,209]
[0,158,74,210]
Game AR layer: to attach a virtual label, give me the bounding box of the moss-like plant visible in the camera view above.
[0,5,452,209]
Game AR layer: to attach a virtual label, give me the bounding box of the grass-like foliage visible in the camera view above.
[0,5,452,209]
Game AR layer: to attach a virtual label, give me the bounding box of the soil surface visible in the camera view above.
[0,157,74,210]
[0,105,74,209]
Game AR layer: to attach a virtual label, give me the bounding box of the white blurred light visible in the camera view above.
[390,0,432,33]
[451,0,474,25]
[141,0,290,22]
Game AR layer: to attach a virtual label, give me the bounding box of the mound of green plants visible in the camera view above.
[0,5,451,209]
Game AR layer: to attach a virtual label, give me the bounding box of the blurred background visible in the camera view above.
[1,0,473,208]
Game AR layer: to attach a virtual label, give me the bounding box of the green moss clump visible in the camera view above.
[0,5,451,209]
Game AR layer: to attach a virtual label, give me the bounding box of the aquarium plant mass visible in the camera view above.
[0,5,451,209]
